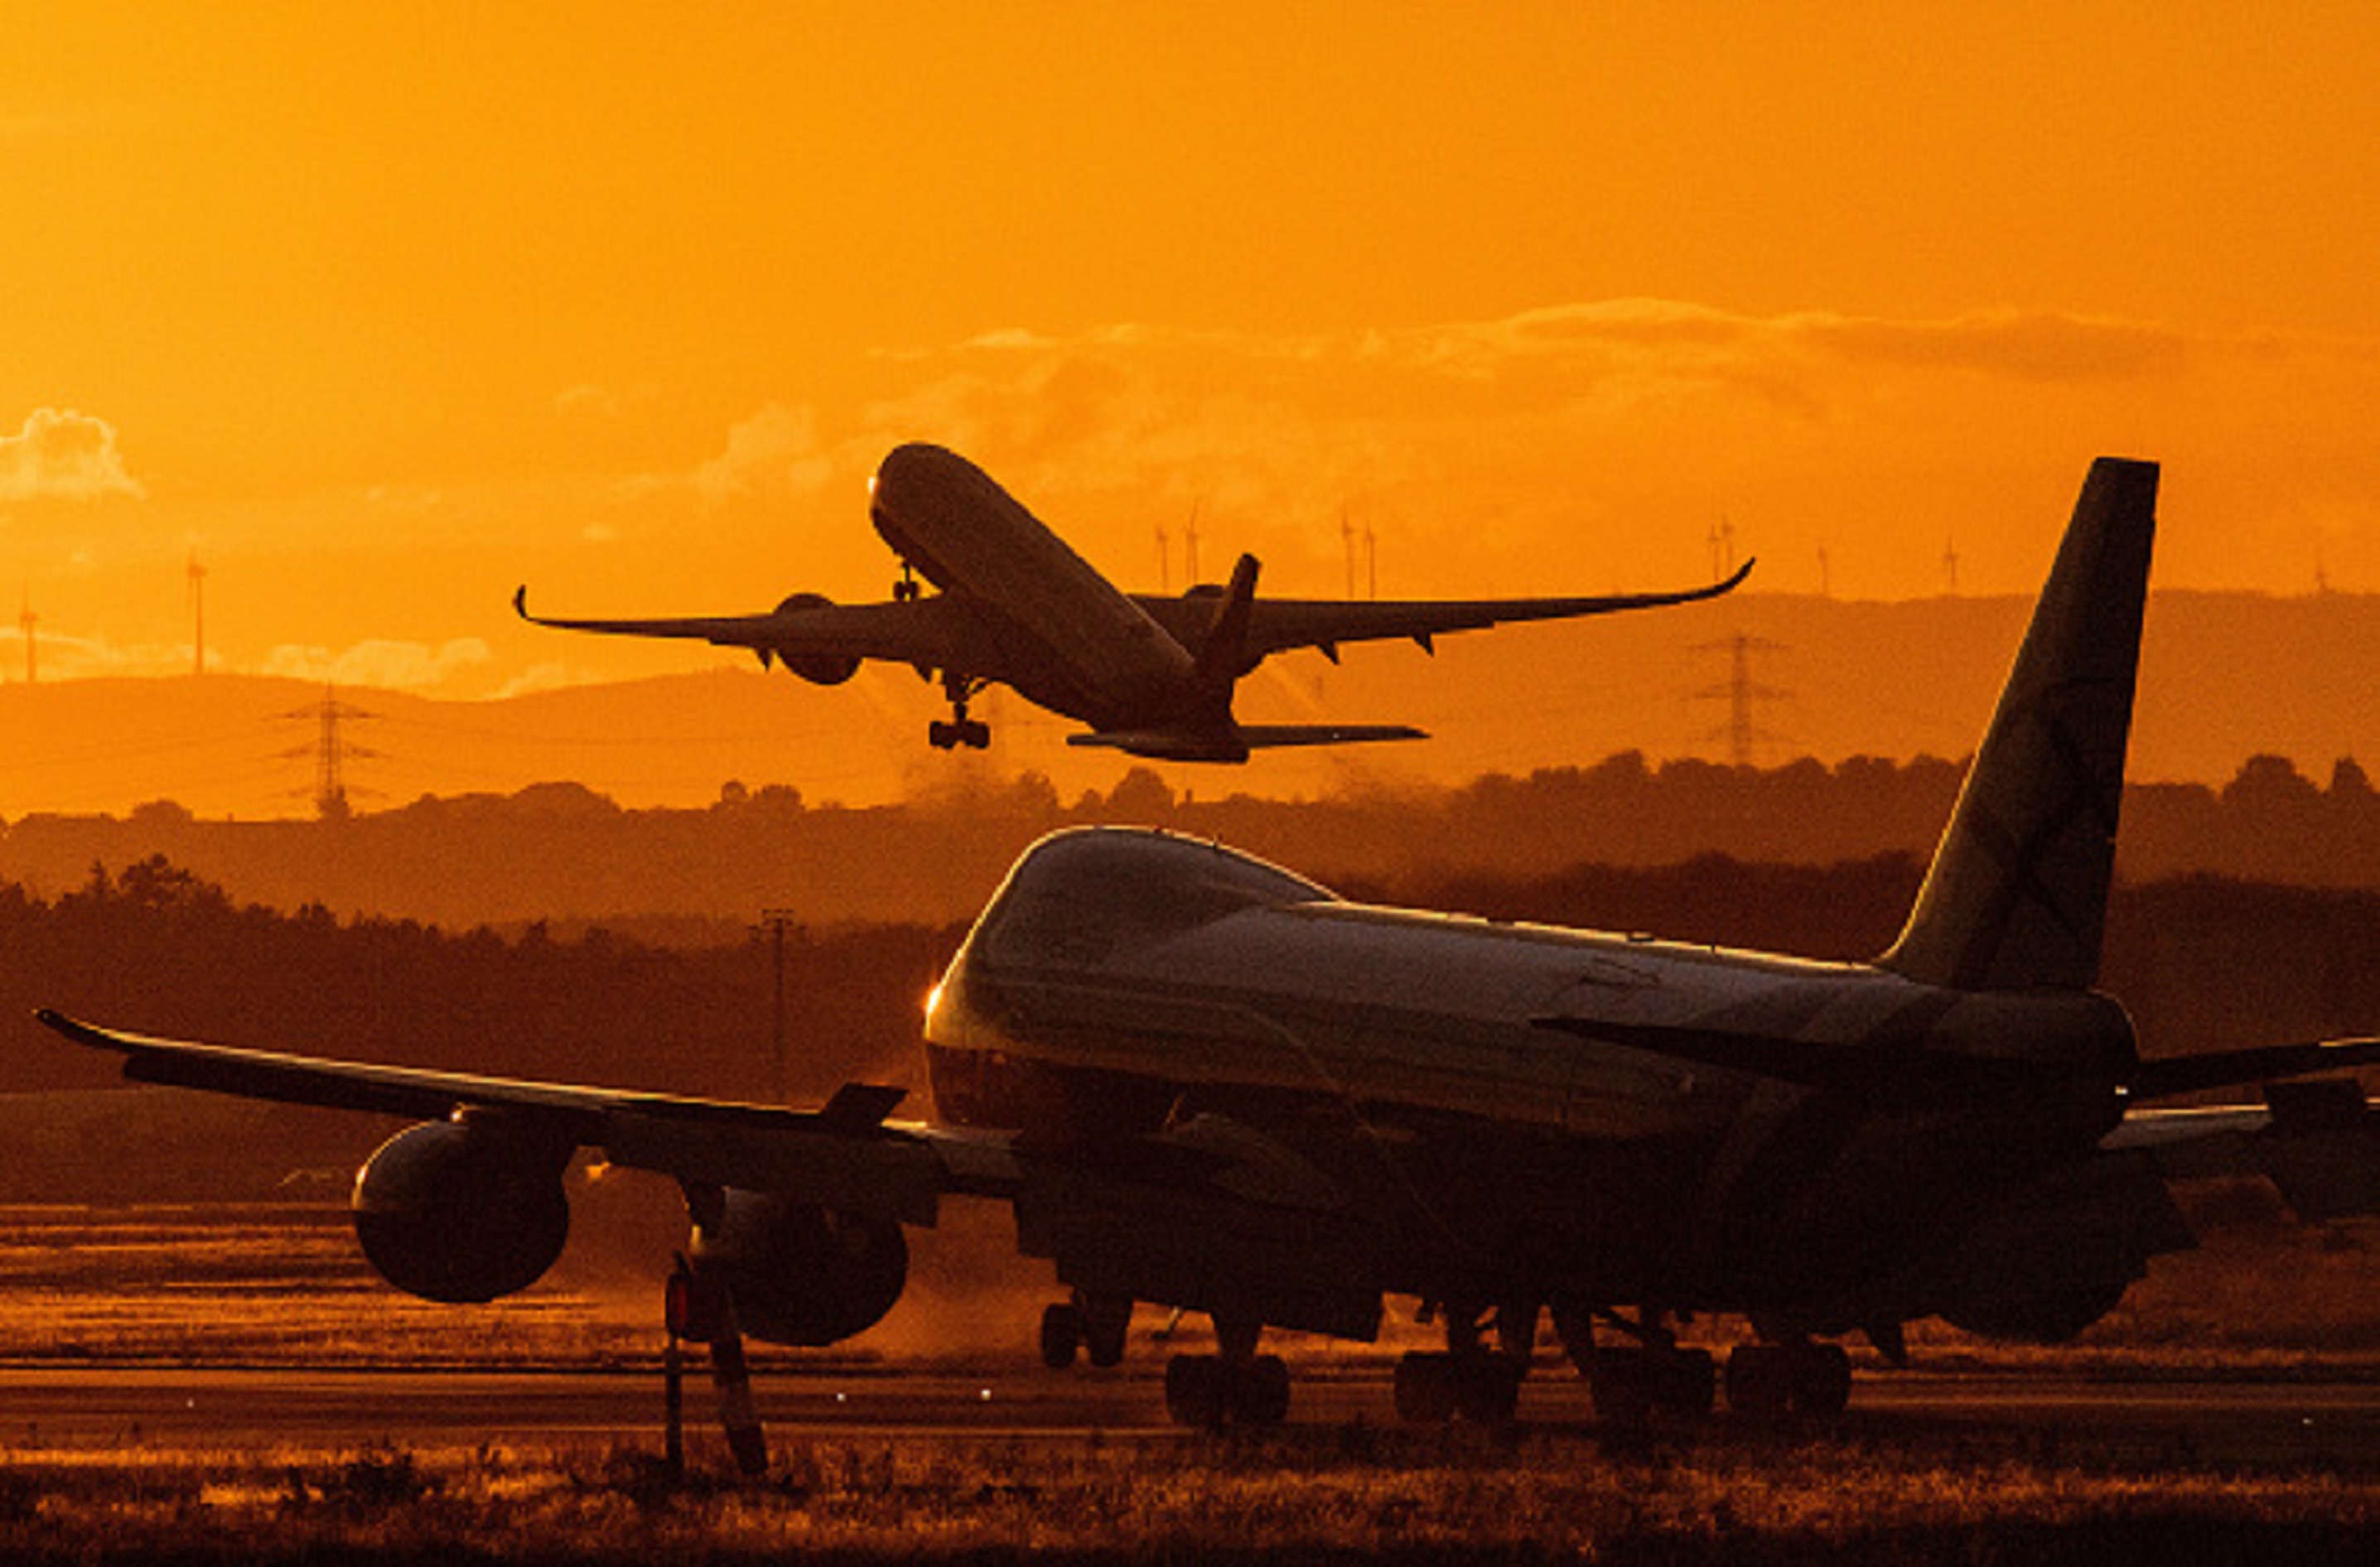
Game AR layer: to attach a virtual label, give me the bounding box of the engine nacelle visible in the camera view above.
[770,593,860,685]
[691,1191,907,1347]
[351,1120,572,1304]
[1940,1276,2132,1345]
[1917,1156,2186,1345]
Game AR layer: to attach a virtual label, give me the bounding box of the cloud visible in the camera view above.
[258,638,494,691]
[364,485,445,513]
[683,403,834,504]
[619,402,839,509]
[555,381,659,419]
[0,407,146,502]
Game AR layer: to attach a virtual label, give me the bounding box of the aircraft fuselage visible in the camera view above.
[924,828,2137,1331]
[868,443,1200,730]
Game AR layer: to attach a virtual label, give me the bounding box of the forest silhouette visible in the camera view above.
[5,750,2380,933]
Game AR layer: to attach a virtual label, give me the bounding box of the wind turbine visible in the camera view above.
[187,549,207,675]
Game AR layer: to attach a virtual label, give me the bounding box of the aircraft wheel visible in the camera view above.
[1590,1348,1712,1425]
[1229,1354,1291,1425]
[1452,1355,1524,1425]
[1165,1354,1229,1429]
[928,721,956,750]
[1726,1343,1850,1420]
[1724,1344,1793,1418]
[1788,1343,1851,1419]
[1659,1348,1716,1417]
[1586,1352,1653,1427]
[1039,1302,1084,1371]
[960,719,992,749]
[1080,1292,1132,1368]
[1393,1352,1458,1424]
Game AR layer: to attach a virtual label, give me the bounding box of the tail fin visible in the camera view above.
[1879,458,2160,991]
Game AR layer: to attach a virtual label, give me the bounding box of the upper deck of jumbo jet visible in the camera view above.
[955,826,1872,985]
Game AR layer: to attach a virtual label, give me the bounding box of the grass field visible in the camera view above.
[3,1425,2377,1565]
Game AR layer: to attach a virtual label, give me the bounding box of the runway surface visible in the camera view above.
[7,1365,2377,1467]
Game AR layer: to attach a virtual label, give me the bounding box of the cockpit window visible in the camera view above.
[973,828,1334,967]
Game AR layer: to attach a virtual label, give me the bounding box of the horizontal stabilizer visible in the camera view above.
[2128,1036,2380,1102]
[1533,1015,2055,1107]
[1067,723,1426,761]
[1233,724,1427,748]
[1541,1014,2380,1112]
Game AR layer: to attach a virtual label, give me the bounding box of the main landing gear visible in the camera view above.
[1393,1301,1533,1425]
[1038,1291,1291,1428]
[662,1254,769,1477]
[928,669,991,750]
[1558,1306,1851,1425]
[1039,1290,1132,1370]
[1164,1316,1291,1429]
[1721,1339,1851,1420]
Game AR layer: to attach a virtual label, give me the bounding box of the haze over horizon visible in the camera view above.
[7,8,2378,759]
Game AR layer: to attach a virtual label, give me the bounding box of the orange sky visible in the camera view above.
[6,4,2380,705]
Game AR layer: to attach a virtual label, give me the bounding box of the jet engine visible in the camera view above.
[689,1190,908,1347]
[769,594,861,685]
[351,1120,572,1304]
[1919,1155,2188,1345]
[1939,1276,2132,1345]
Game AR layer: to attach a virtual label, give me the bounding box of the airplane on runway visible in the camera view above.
[514,441,1752,761]
[40,456,2380,1457]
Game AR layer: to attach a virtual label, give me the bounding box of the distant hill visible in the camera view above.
[3,750,2378,933]
[2,589,2374,822]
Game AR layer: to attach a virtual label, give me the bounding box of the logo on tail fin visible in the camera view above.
[1880,459,2160,992]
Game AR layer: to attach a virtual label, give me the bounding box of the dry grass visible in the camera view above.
[2,1425,2377,1565]
[0,1204,662,1368]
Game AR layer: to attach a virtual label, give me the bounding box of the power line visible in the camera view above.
[275,686,379,820]
[1690,633,1791,767]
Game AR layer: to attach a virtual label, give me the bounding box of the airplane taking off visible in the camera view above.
[514,442,1751,760]
[39,457,2380,1453]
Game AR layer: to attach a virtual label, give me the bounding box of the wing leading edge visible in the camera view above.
[32,1010,1017,1224]
[1214,558,1755,662]
[512,586,996,676]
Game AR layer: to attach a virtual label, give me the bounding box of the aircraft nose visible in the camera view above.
[872,442,966,505]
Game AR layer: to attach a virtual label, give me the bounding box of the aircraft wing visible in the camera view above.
[1158,560,1753,663]
[33,1010,1018,1224]
[33,1010,1363,1324]
[2103,1077,2380,1222]
[513,587,1002,677]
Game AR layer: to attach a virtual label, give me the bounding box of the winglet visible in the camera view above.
[513,586,532,621]
[33,1007,107,1051]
